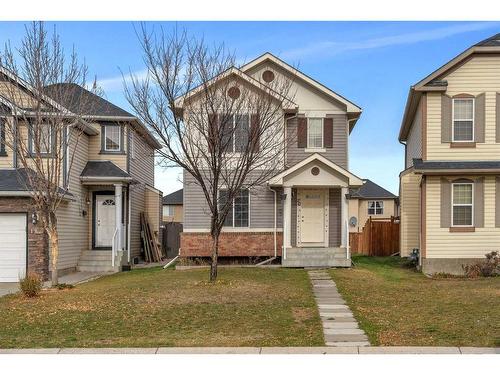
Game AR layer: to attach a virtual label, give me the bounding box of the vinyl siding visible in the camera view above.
[0,118,14,168]
[55,130,89,271]
[87,122,128,171]
[286,115,348,168]
[399,170,421,257]
[349,198,397,233]
[348,198,359,233]
[145,185,162,239]
[406,99,422,168]
[128,129,155,259]
[328,188,341,247]
[427,55,500,161]
[163,205,184,223]
[426,175,500,258]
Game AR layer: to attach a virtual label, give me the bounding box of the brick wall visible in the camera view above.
[0,197,49,280]
[180,232,283,257]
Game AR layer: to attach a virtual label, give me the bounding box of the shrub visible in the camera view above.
[463,251,500,278]
[19,272,42,297]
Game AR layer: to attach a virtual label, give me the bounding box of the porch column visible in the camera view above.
[341,187,349,258]
[283,186,292,258]
[114,183,123,251]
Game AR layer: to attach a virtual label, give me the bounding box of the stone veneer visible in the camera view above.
[180,232,283,257]
[0,197,49,280]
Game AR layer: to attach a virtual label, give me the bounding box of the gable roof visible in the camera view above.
[268,153,364,187]
[0,168,73,198]
[163,188,183,205]
[241,52,362,115]
[399,32,500,141]
[349,179,397,200]
[80,161,132,182]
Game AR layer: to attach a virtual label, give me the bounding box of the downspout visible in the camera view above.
[267,185,277,257]
[127,187,131,264]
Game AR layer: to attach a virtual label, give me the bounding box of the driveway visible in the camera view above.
[0,283,19,297]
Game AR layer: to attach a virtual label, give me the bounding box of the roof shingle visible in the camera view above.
[349,179,397,199]
[162,189,183,205]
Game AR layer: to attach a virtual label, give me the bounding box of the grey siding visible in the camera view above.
[183,170,282,230]
[128,128,155,259]
[328,188,341,247]
[56,130,90,271]
[406,100,422,168]
[286,115,348,169]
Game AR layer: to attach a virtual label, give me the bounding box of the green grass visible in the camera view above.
[0,267,323,348]
[330,256,500,347]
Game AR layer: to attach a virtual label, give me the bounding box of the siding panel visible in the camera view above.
[399,170,421,257]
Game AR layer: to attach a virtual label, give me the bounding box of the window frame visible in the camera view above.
[0,118,6,156]
[163,205,174,217]
[220,113,249,153]
[367,200,384,215]
[451,182,474,227]
[307,117,324,149]
[219,188,250,228]
[101,124,124,153]
[29,123,54,156]
[452,97,475,142]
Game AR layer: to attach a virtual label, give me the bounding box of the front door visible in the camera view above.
[297,189,328,247]
[95,194,116,248]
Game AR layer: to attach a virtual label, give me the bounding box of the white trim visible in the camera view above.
[304,148,326,153]
[104,124,122,152]
[367,200,384,216]
[219,187,251,229]
[296,188,328,248]
[306,117,324,149]
[183,228,283,233]
[451,181,474,227]
[268,153,364,187]
[452,97,475,142]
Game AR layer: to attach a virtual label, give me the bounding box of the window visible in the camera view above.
[0,118,5,155]
[452,183,473,226]
[219,188,249,227]
[368,201,384,215]
[103,125,121,152]
[307,118,323,148]
[221,114,249,153]
[453,98,474,142]
[30,124,52,155]
[163,205,174,217]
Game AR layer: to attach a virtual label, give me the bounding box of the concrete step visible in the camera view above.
[77,251,122,273]
[282,258,351,268]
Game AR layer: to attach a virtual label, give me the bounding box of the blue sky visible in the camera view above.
[1,21,499,195]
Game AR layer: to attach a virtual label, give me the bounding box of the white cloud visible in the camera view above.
[282,22,500,60]
[97,68,149,93]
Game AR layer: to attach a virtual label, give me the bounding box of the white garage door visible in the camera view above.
[0,214,27,282]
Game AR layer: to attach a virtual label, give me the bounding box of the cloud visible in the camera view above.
[97,68,149,93]
[282,22,500,61]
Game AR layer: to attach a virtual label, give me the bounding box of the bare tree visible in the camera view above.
[125,26,296,281]
[0,22,98,286]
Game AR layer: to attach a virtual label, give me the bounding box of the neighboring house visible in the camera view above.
[0,72,162,282]
[162,188,183,223]
[180,53,364,267]
[348,179,399,233]
[399,33,500,274]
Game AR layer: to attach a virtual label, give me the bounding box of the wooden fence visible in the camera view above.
[161,222,183,258]
[350,216,400,256]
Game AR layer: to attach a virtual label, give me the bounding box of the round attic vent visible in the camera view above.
[311,167,320,176]
[228,86,240,99]
[262,70,275,83]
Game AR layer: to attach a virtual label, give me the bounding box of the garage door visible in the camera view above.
[0,214,27,282]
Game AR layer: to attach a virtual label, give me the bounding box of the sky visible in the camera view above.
[1,21,499,195]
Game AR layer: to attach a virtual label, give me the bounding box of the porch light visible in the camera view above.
[31,212,38,225]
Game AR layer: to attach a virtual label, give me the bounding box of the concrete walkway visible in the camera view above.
[0,347,497,354]
[308,269,370,347]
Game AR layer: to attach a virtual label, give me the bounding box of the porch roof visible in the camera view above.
[268,153,364,188]
[80,161,133,184]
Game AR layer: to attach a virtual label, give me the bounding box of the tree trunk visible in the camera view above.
[48,213,59,287]
[210,230,220,282]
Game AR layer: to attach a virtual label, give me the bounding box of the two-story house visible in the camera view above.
[399,33,500,275]
[180,53,364,267]
[0,69,162,282]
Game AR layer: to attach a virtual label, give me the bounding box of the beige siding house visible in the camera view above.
[348,179,398,233]
[180,53,365,267]
[162,188,183,223]
[0,71,162,282]
[398,33,500,274]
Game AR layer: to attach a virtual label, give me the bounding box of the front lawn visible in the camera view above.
[0,267,323,348]
[330,256,500,347]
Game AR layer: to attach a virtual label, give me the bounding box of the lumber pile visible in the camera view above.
[140,212,162,263]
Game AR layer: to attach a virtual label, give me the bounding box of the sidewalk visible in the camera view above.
[0,347,498,354]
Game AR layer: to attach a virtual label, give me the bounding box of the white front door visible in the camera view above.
[95,195,116,248]
[297,189,328,247]
[0,214,27,282]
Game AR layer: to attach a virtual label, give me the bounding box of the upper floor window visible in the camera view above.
[220,114,249,153]
[29,123,53,155]
[368,200,384,215]
[163,205,174,216]
[453,98,474,142]
[452,182,473,226]
[307,118,323,148]
[102,124,123,153]
[219,188,249,227]
[0,118,6,156]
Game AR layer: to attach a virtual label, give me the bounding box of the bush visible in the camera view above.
[19,272,42,297]
[463,251,500,278]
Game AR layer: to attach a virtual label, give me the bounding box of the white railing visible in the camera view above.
[111,228,119,268]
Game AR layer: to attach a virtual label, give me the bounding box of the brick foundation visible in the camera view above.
[180,232,283,257]
[0,197,49,280]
